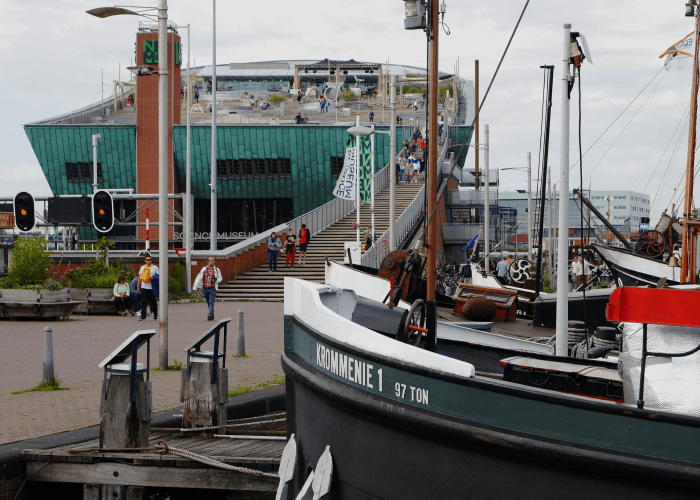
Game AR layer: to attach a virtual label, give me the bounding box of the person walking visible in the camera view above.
[571,256,584,288]
[112,275,133,316]
[298,224,311,266]
[369,110,374,123]
[403,139,410,154]
[410,153,420,183]
[461,261,472,284]
[130,275,142,316]
[496,255,510,280]
[395,155,402,186]
[363,225,374,251]
[193,256,223,321]
[285,229,297,267]
[399,154,407,183]
[137,254,159,321]
[268,232,282,272]
[194,89,199,103]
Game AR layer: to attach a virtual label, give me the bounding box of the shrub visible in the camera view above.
[268,95,285,105]
[340,90,356,102]
[1,237,54,288]
[402,85,426,95]
[66,242,137,289]
[169,262,186,297]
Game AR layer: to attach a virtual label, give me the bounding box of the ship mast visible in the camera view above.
[681,4,700,283]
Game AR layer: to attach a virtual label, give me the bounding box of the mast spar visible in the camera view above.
[681,7,700,283]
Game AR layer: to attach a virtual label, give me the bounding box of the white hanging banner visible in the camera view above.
[332,146,358,201]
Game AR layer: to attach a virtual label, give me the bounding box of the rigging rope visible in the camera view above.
[424,0,531,231]
[583,70,669,183]
[643,104,690,196]
[154,441,279,478]
[568,66,666,173]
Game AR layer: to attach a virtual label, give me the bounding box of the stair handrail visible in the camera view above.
[191,222,291,260]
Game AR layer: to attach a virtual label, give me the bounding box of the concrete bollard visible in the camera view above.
[43,326,55,384]
[237,309,246,358]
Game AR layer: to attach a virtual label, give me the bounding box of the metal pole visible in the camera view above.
[370,125,375,238]
[474,60,479,196]
[527,152,532,262]
[355,114,361,244]
[426,0,439,352]
[43,326,54,384]
[389,75,397,251]
[92,134,101,193]
[185,24,192,293]
[556,23,572,357]
[548,167,553,285]
[210,0,218,251]
[158,0,169,370]
[237,309,246,357]
[101,68,104,117]
[484,124,490,272]
[682,8,700,282]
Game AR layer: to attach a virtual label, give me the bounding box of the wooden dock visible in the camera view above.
[22,417,287,495]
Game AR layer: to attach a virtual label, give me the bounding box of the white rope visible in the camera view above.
[155,441,279,478]
[179,417,286,433]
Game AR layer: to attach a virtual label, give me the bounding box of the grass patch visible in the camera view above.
[239,299,250,302]
[12,379,69,395]
[228,375,286,397]
[231,354,250,359]
[229,385,254,397]
[151,359,184,372]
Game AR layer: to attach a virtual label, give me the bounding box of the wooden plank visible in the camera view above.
[26,461,277,491]
[83,484,100,500]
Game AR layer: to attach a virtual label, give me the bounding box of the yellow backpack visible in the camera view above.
[140,266,152,283]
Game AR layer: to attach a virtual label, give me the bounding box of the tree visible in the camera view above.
[340,90,356,102]
[268,95,285,105]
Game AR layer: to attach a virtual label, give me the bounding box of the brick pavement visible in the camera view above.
[0,301,285,446]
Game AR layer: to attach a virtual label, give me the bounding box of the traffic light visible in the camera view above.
[92,190,114,233]
[13,192,35,232]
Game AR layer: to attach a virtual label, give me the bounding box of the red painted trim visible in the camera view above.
[606,287,700,327]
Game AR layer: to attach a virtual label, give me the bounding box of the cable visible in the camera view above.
[583,70,668,183]
[424,0,531,231]
[642,104,690,195]
[569,66,666,173]
[577,68,589,354]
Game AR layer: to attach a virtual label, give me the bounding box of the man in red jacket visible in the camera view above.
[298,224,311,266]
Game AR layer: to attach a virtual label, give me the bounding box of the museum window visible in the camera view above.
[66,162,103,183]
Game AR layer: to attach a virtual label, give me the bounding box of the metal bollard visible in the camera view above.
[237,309,246,358]
[43,326,55,383]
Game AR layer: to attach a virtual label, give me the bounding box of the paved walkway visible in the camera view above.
[0,301,285,446]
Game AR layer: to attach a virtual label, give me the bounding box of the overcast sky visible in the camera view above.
[0,0,696,222]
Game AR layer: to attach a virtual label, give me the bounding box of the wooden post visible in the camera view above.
[98,374,152,449]
[181,361,228,435]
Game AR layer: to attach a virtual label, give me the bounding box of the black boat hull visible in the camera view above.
[283,314,700,500]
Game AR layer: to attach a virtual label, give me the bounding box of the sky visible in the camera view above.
[0,0,697,222]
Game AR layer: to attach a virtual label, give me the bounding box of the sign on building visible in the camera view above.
[0,212,14,230]
[332,146,358,201]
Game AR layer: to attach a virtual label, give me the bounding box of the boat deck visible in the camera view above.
[437,306,553,339]
[21,416,286,494]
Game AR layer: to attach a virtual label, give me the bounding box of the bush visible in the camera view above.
[402,85,426,95]
[66,244,137,289]
[268,95,285,105]
[169,262,186,297]
[340,90,356,102]
[1,237,54,288]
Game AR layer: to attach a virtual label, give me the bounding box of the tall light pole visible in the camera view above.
[501,154,533,261]
[157,0,169,370]
[389,75,397,250]
[210,0,217,251]
[172,23,192,292]
[556,23,572,357]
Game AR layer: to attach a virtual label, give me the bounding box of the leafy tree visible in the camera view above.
[268,95,285,105]
[340,90,356,102]
[2,237,53,287]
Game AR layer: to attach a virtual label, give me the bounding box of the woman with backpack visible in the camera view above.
[298,224,311,266]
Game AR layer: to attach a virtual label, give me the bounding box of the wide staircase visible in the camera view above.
[217,180,425,301]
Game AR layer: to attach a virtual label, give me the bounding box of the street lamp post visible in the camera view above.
[210,0,217,251]
[501,152,533,261]
[157,0,169,370]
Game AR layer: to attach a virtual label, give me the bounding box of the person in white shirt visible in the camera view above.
[137,254,159,321]
[410,153,420,183]
[571,256,585,287]
[193,256,223,321]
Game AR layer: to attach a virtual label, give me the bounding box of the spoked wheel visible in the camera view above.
[636,230,667,259]
[508,259,533,285]
[399,299,427,346]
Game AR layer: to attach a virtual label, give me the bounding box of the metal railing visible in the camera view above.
[449,189,498,206]
[361,183,425,269]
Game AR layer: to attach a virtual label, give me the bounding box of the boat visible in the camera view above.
[283,280,700,499]
[280,6,700,499]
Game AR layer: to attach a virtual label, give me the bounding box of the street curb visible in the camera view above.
[0,385,285,482]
